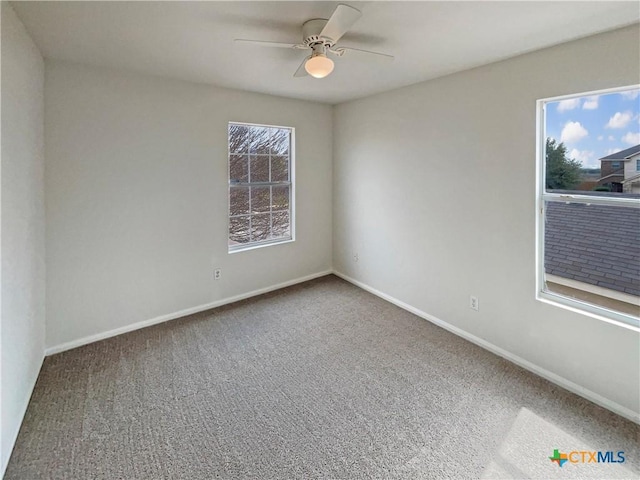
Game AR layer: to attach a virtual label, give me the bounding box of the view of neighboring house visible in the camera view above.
[597,144,640,193]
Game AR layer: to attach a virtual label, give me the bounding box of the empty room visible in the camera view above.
[2,1,639,478]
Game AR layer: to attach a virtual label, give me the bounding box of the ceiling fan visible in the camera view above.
[235,4,394,79]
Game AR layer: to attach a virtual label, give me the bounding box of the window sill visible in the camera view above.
[228,238,294,254]
[537,290,640,332]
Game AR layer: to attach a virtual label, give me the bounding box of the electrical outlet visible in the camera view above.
[470,296,479,311]
[214,268,222,280]
[353,253,359,262]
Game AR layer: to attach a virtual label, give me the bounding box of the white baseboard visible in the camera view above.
[1,351,45,479]
[332,270,640,425]
[45,270,332,356]
[43,267,639,424]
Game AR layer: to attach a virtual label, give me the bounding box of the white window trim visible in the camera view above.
[228,121,296,253]
[546,273,640,307]
[535,85,640,331]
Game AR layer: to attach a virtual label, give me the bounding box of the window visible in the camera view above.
[636,159,640,171]
[537,86,640,329]
[228,123,294,252]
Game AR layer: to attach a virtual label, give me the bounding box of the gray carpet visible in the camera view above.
[5,275,639,479]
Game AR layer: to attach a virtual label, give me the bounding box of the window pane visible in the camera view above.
[229,216,250,245]
[250,156,269,183]
[544,88,640,196]
[249,126,270,154]
[251,186,270,213]
[270,129,289,155]
[271,156,289,182]
[544,200,640,317]
[230,186,249,216]
[229,124,249,153]
[228,123,293,251]
[251,213,270,242]
[230,155,248,183]
[272,185,290,211]
[272,211,290,239]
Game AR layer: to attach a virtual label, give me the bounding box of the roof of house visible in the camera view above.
[599,144,640,161]
[597,173,624,183]
[545,200,640,297]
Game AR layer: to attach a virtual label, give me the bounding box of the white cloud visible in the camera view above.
[605,111,633,129]
[620,90,639,100]
[582,96,599,110]
[557,98,580,112]
[608,135,615,141]
[606,147,622,156]
[597,135,603,141]
[621,131,640,145]
[568,148,594,166]
[560,121,588,144]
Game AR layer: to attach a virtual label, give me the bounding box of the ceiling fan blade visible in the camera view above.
[320,4,362,43]
[235,39,308,50]
[294,56,311,77]
[333,47,394,63]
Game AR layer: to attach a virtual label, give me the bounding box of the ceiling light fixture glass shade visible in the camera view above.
[305,54,334,78]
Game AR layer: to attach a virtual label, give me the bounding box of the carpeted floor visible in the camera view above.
[5,275,639,479]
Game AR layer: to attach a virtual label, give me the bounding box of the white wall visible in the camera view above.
[0,2,46,474]
[624,153,640,179]
[45,61,332,349]
[333,25,640,418]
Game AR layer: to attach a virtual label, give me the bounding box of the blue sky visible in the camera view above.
[546,87,640,169]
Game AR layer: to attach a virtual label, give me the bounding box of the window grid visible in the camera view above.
[228,123,293,251]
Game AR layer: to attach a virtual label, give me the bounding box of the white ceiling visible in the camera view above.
[11,1,640,104]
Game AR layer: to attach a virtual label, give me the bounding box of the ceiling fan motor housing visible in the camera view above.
[302,19,334,47]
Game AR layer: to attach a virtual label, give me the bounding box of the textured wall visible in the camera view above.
[333,25,640,417]
[44,61,332,349]
[1,2,46,474]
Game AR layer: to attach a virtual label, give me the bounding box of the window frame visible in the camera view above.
[535,85,640,331]
[227,121,296,253]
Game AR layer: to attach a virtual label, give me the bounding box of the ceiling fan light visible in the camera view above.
[304,54,334,78]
